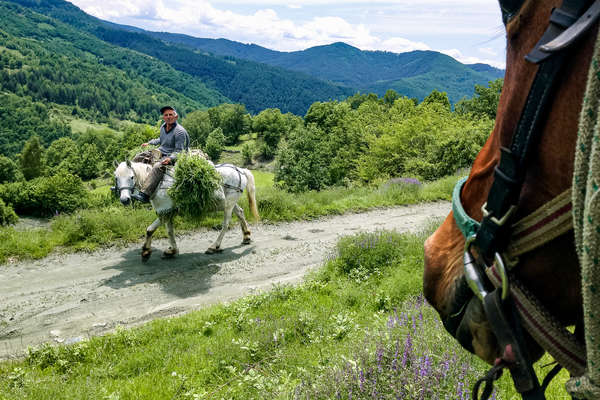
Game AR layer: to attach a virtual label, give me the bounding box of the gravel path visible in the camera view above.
[0,202,450,359]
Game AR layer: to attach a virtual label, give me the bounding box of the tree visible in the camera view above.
[455,78,503,119]
[74,143,102,180]
[207,104,251,145]
[275,124,332,192]
[46,137,77,170]
[252,108,288,159]
[205,128,225,161]
[0,155,22,183]
[421,90,451,110]
[19,136,44,180]
[182,110,212,147]
[383,89,400,106]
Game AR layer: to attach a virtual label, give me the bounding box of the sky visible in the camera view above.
[68,0,507,69]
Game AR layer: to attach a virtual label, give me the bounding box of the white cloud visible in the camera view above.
[68,0,505,67]
[478,47,498,56]
[441,48,505,69]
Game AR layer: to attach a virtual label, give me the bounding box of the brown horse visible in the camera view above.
[423,0,597,379]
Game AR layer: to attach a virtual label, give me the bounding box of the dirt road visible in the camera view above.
[0,202,450,359]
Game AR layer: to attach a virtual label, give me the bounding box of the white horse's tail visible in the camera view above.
[243,169,260,221]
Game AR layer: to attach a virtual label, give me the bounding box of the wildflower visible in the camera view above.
[402,333,412,368]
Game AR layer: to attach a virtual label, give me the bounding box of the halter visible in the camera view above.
[448,1,600,399]
[111,163,138,197]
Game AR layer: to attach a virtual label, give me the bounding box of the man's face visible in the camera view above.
[162,110,177,124]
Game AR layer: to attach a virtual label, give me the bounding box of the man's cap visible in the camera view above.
[160,105,177,114]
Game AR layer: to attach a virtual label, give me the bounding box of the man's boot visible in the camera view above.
[132,164,165,203]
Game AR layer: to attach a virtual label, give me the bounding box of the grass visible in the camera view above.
[69,119,118,135]
[0,172,456,264]
[0,228,572,399]
[0,228,484,399]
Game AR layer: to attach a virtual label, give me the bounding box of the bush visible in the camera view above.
[0,172,89,216]
[32,172,89,215]
[333,231,406,278]
[205,127,225,161]
[241,142,253,166]
[0,155,22,183]
[0,198,17,226]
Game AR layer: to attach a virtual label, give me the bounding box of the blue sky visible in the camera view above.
[69,0,507,68]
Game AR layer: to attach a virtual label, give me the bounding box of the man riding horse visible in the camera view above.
[132,105,190,203]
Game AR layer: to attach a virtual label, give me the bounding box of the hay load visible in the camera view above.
[168,151,222,219]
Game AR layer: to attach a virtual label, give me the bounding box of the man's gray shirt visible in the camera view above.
[148,122,190,160]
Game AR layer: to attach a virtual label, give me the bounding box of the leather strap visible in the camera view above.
[475,0,593,261]
[482,290,545,399]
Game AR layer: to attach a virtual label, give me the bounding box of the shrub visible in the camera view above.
[333,231,406,278]
[0,155,22,183]
[0,172,88,216]
[205,127,225,161]
[241,142,253,166]
[0,198,17,226]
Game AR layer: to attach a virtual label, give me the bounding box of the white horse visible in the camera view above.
[113,159,259,261]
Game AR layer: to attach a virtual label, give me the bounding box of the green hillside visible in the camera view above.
[9,0,354,115]
[0,1,227,121]
[148,34,505,103]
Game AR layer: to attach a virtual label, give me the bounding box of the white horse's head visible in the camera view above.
[113,160,137,206]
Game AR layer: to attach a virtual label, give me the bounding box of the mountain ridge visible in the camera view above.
[141,31,504,103]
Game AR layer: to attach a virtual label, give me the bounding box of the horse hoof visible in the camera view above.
[242,238,252,245]
[161,248,178,259]
[205,247,222,254]
[141,249,152,262]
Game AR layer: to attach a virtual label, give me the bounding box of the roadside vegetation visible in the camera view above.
[0,228,569,399]
[0,80,500,264]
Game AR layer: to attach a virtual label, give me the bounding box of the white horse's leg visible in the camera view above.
[142,218,161,262]
[206,194,238,254]
[161,214,178,259]
[233,204,251,244]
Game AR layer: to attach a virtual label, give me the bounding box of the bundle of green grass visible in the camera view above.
[168,152,222,219]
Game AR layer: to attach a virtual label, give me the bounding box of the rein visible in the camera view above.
[449,1,600,399]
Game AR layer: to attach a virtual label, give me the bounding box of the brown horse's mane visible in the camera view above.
[506,0,538,38]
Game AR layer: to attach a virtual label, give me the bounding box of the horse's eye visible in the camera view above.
[499,0,523,24]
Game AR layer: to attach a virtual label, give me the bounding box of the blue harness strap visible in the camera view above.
[452,177,480,239]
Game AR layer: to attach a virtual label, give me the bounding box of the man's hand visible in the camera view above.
[141,143,149,147]
[161,157,172,165]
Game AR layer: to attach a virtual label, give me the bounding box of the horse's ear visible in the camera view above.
[126,160,132,168]
[113,160,119,168]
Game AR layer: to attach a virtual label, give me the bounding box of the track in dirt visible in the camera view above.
[0,202,450,359]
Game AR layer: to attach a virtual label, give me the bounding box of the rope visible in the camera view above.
[566,25,600,399]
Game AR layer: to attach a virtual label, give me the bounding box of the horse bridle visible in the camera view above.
[111,164,137,197]
[445,1,600,399]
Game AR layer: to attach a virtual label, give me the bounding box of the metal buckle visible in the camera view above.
[481,202,517,226]
[493,252,510,300]
[463,235,510,301]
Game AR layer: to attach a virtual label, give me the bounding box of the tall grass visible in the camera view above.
[0,174,457,264]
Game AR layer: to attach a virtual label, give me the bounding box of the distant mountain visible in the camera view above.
[145,33,505,103]
[9,0,353,115]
